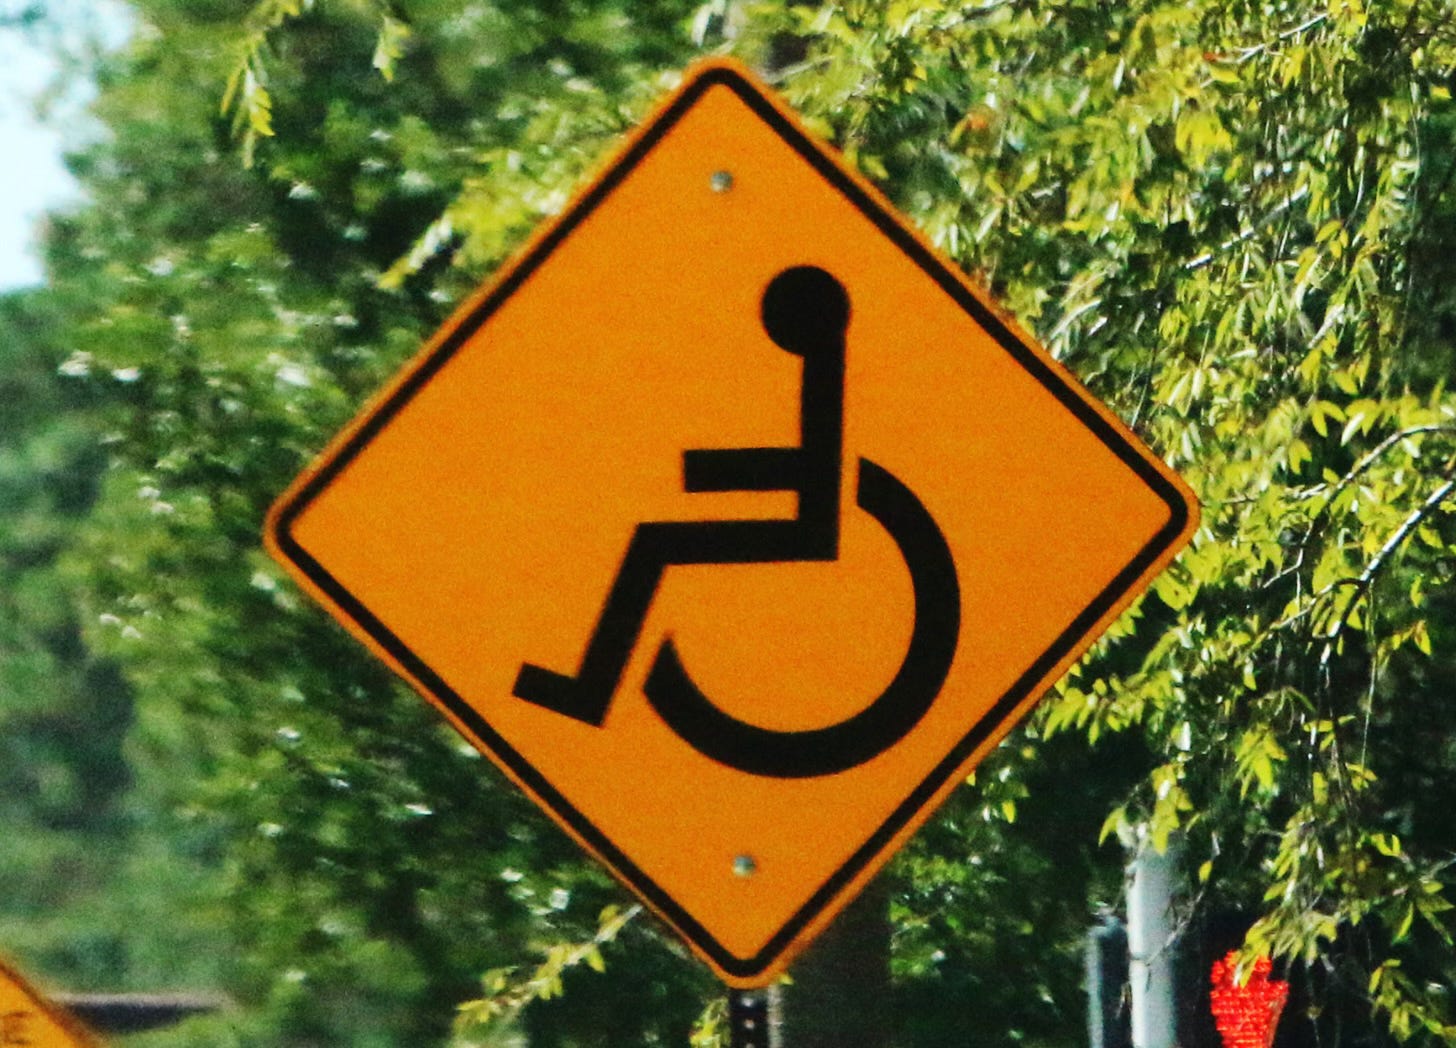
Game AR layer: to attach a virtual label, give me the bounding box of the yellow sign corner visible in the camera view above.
[0,958,101,1047]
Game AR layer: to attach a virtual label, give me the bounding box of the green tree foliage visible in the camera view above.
[720,0,1455,1042]
[19,0,1456,1044]
[0,288,127,974]
[0,281,233,1036]
[38,0,714,1043]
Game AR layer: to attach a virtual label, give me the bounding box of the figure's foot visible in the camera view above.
[513,663,613,726]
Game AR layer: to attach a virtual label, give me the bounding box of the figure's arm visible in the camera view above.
[682,447,805,493]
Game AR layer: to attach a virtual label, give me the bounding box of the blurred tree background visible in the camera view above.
[1,0,1454,1045]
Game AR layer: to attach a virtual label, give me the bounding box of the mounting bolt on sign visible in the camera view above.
[264,58,1199,988]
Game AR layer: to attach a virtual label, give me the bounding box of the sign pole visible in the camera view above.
[728,986,781,1048]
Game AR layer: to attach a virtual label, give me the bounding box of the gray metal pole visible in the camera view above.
[729,986,783,1048]
[1127,833,1181,1048]
[1087,913,1131,1048]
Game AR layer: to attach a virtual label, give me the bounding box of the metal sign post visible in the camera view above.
[728,987,780,1048]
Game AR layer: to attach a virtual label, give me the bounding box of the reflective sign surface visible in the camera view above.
[266,59,1199,986]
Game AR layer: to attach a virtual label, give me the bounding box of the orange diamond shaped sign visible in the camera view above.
[265,58,1198,986]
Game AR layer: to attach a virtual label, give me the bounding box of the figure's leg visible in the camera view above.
[514,519,808,725]
[513,525,671,725]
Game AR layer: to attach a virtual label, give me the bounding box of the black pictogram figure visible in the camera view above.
[513,266,960,778]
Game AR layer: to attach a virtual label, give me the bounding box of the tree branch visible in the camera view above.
[1356,475,1456,586]
[1184,186,1310,272]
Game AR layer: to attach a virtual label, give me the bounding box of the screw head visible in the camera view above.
[732,854,757,878]
[710,169,734,193]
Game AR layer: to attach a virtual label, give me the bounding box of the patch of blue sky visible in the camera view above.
[0,0,130,291]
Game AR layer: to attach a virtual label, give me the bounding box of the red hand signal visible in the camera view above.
[1209,952,1288,1048]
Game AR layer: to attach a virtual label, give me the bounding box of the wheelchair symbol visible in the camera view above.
[514,266,960,778]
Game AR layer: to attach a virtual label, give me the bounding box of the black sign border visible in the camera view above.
[270,62,1194,982]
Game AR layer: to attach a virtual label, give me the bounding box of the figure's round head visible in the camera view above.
[761,266,850,357]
